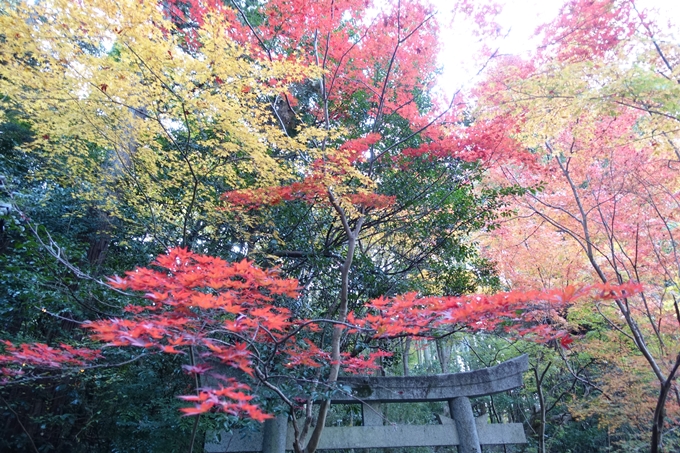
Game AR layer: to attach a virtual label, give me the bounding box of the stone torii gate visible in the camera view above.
[205,355,528,453]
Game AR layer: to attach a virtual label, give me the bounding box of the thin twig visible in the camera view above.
[1,396,39,453]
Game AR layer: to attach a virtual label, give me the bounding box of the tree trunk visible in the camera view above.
[302,193,364,453]
[651,354,680,453]
[402,337,411,376]
[435,338,451,373]
[533,362,551,453]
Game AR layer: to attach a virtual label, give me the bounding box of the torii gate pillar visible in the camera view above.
[449,396,481,453]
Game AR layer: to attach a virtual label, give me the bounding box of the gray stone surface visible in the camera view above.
[332,355,528,403]
[262,416,287,453]
[206,420,527,451]
[477,421,527,445]
[449,397,481,453]
[439,414,527,444]
[362,403,384,426]
[285,424,461,449]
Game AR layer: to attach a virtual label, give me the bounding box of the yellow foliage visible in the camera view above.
[0,0,322,242]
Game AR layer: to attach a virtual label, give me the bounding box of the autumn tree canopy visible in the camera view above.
[475,0,680,450]
[0,0,676,452]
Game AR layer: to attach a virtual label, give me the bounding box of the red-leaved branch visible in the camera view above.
[0,248,642,419]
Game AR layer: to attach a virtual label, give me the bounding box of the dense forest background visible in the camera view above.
[1,0,679,452]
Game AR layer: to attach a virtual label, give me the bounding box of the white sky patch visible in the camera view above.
[430,0,680,97]
[430,0,561,96]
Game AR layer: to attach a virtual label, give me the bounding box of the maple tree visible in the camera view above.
[0,0,667,452]
[473,0,680,450]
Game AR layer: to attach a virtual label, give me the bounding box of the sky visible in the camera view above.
[432,0,680,94]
